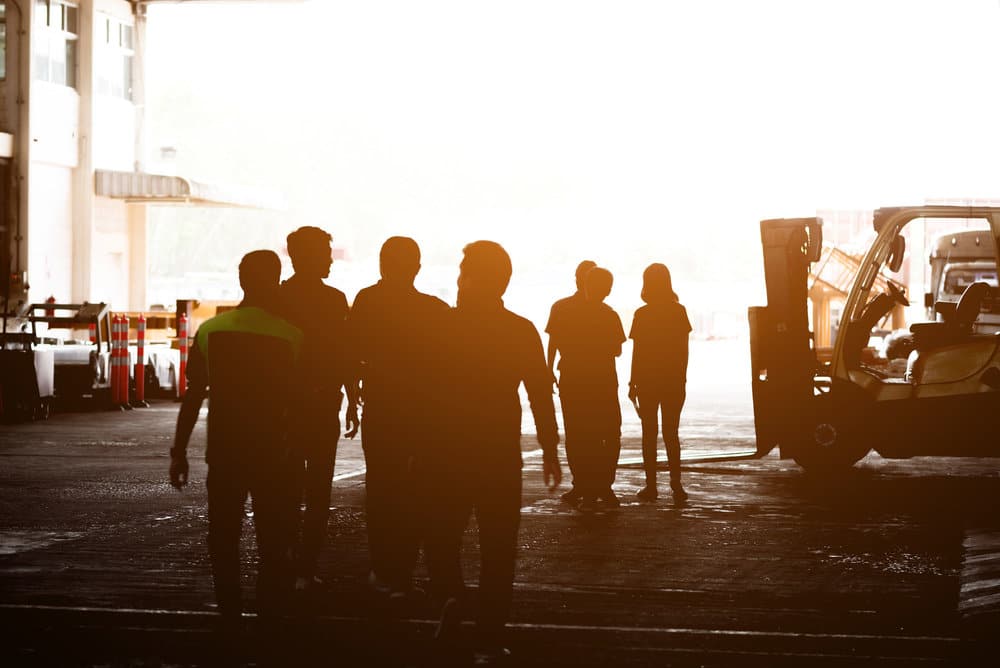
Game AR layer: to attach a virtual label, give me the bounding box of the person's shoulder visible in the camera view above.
[550,293,579,312]
[503,308,541,336]
[199,308,241,333]
[254,307,303,340]
[322,283,348,301]
[598,302,621,317]
[319,284,348,313]
[352,283,378,305]
[417,290,450,311]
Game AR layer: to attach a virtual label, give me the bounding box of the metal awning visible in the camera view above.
[94,169,283,209]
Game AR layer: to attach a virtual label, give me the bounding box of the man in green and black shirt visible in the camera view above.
[170,250,303,619]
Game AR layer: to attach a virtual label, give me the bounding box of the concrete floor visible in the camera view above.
[1,388,998,666]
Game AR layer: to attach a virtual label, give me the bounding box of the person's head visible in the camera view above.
[286,226,333,279]
[380,236,421,285]
[574,260,597,292]
[239,250,282,305]
[641,262,679,305]
[457,240,512,304]
[584,267,613,303]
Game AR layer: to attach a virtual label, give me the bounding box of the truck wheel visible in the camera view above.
[789,396,871,472]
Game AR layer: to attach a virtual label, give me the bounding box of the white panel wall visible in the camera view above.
[29,84,80,168]
[91,195,129,308]
[27,163,74,303]
[93,97,135,170]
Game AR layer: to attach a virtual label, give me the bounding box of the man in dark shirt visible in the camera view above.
[548,264,625,508]
[277,226,359,591]
[347,236,449,597]
[545,260,596,504]
[424,240,561,663]
[170,250,303,621]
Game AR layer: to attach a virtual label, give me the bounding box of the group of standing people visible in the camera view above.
[548,260,691,508]
[168,227,690,663]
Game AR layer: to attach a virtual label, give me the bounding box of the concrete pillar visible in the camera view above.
[127,203,146,310]
[71,1,96,303]
[12,0,33,308]
[127,1,148,312]
[132,1,147,172]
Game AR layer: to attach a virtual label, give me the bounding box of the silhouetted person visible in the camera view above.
[424,241,561,664]
[552,267,626,509]
[545,260,596,504]
[277,226,359,592]
[347,236,449,598]
[628,263,691,502]
[170,250,303,622]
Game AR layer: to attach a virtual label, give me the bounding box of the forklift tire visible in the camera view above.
[789,396,871,472]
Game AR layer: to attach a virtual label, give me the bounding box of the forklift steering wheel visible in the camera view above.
[887,282,909,307]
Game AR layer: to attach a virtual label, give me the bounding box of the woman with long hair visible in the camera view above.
[628,263,691,501]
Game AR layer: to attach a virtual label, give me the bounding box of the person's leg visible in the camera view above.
[558,381,583,501]
[363,417,418,593]
[662,388,687,496]
[207,467,248,617]
[474,471,522,649]
[603,389,623,498]
[250,461,295,615]
[416,460,472,607]
[362,416,391,590]
[299,438,337,579]
[637,392,662,499]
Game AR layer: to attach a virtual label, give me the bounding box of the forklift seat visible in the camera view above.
[909,281,990,350]
[907,282,995,385]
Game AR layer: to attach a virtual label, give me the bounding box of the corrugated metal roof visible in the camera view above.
[94,169,283,209]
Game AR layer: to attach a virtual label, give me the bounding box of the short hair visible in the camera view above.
[461,240,512,297]
[574,260,597,291]
[641,262,678,305]
[585,266,613,301]
[239,250,281,296]
[380,236,421,281]
[286,226,332,265]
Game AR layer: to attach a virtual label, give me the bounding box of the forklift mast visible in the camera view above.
[749,217,823,455]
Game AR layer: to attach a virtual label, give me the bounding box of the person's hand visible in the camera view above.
[170,452,189,490]
[543,457,562,491]
[628,383,639,403]
[344,404,360,439]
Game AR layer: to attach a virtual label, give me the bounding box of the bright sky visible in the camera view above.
[145,0,1000,321]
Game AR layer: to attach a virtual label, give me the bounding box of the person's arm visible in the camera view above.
[628,339,642,406]
[611,310,625,358]
[544,304,560,387]
[171,341,208,489]
[546,339,558,380]
[628,311,642,405]
[523,324,562,490]
[336,292,361,438]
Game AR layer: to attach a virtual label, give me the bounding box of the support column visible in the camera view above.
[71,1,96,303]
[127,203,146,310]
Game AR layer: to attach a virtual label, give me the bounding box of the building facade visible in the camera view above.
[2,0,264,317]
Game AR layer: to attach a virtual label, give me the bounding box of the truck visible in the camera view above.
[750,206,1000,471]
[926,229,998,334]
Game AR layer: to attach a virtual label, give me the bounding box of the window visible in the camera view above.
[33,1,78,88]
[97,13,134,100]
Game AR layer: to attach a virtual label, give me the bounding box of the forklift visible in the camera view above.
[750,206,1000,470]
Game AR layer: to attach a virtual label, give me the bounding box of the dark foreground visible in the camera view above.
[1,397,998,666]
